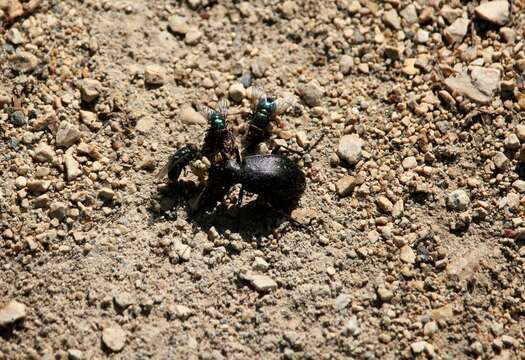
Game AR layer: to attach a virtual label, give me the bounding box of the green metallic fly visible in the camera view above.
[244,85,294,154]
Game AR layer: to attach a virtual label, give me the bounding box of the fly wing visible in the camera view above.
[196,103,217,122]
[156,153,178,179]
[273,93,294,117]
[217,98,229,119]
[250,85,267,111]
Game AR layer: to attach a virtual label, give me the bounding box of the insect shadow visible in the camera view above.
[149,181,289,239]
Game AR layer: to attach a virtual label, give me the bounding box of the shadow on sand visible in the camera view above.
[147,180,290,241]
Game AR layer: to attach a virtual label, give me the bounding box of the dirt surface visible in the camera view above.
[1,0,525,359]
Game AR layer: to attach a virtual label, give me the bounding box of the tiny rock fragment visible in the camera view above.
[34,143,55,163]
[334,293,351,311]
[6,28,25,45]
[168,15,189,34]
[377,287,394,302]
[79,79,102,103]
[135,116,155,133]
[228,83,245,102]
[242,272,277,292]
[49,202,68,220]
[0,301,27,327]
[299,81,323,107]
[77,142,102,160]
[185,29,203,45]
[296,131,309,148]
[180,107,206,125]
[423,321,438,336]
[173,304,192,320]
[402,156,417,170]
[493,151,509,170]
[469,66,500,97]
[504,134,520,150]
[444,73,492,105]
[144,65,166,86]
[512,180,525,193]
[252,257,269,271]
[56,122,81,148]
[102,326,127,352]
[383,9,401,30]
[114,292,135,309]
[500,27,515,42]
[515,124,525,142]
[411,341,434,355]
[440,5,463,24]
[64,153,81,181]
[447,189,470,211]
[338,135,362,165]
[402,58,418,76]
[98,187,115,201]
[400,245,416,264]
[27,180,51,195]
[376,195,393,213]
[444,18,469,44]
[384,45,403,60]
[475,1,510,26]
[68,349,83,360]
[432,304,454,321]
[10,51,38,73]
[336,176,357,197]
[339,55,354,75]
[392,199,404,218]
[400,4,418,24]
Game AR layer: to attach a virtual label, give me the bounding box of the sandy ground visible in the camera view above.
[1,0,525,359]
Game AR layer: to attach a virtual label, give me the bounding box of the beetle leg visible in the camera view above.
[271,143,304,155]
[190,180,230,215]
[234,186,246,231]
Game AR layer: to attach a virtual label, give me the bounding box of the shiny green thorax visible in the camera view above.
[210,113,226,130]
[253,98,275,127]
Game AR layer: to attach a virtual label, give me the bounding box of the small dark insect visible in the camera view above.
[158,99,240,183]
[157,143,199,182]
[194,154,306,217]
[244,86,293,155]
[197,98,239,165]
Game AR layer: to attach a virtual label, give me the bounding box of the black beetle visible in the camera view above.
[194,154,306,214]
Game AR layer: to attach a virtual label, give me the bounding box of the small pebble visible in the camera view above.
[144,65,166,86]
[9,111,26,127]
[338,135,362,165]
[10,51,38,73]
[185,29,203,45]
[168,15,189,34]
[447,190,470,211]
[180,107,205,125]
[475,0,510,26]
[299,81,323,107]
[102,326,127,352]
[0,300,27,327]
[228,83,245,102]
[79,79,102,103]
[56,122,81,148]
[34,143,55,163]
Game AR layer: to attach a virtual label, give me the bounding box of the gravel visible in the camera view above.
[1,0,525,358]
